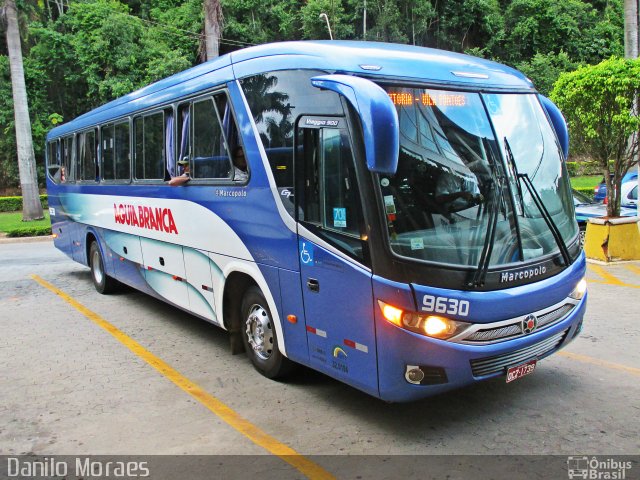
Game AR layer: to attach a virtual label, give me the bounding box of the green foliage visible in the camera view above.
[515,51,578,97]
[551,57,640,216]
[300,0,354,40]
[0,195,48,212]
[502,0,595,62]
[222,0,299,44]
[5,225,52,237]
[430,0,503,52]
[497,0,623,67]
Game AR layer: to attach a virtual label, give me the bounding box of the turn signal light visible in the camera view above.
[378,300,403,326]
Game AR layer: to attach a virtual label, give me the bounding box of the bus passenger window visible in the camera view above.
[102,124,115,181]
[78,129,98,181]
[98,122,129,182]
[114,122,130,181]
[134,112,165,180]
[62,136,73,183]
[47,140,62,184]
[190,96,234,180]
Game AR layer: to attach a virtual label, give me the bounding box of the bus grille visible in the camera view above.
[463,304,574,343]
[470,329,568,377]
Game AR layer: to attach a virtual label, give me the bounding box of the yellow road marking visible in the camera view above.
[558,351,640,376]
[623,264,640,275]
[587,279,640,289]
[587,264,624,285]
[31,274,335,480]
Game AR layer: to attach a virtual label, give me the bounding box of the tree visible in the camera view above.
[300,0,353,40]
[1,0,43,220]
[624,0,638,58]
[515,51,578,97]
[551,57,640,217]
[203,0,223,60]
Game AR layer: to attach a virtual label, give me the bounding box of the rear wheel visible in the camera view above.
[89,241,118,294]
[241,286,294,379]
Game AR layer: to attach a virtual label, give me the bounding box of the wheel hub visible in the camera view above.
[245,304,273,360]
[92,249,104,284]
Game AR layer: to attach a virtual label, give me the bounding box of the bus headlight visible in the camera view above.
[569,278,587,300]
[378,300,470,340]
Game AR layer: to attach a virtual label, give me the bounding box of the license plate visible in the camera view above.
[506,359,537,383]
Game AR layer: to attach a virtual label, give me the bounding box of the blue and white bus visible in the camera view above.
[45,41,587,402]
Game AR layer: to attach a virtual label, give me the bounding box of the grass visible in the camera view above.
[570,175,602,189]
[0,211,52,237]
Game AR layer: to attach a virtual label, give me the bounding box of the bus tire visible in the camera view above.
[241,286,294,379]
[89,241,118,294]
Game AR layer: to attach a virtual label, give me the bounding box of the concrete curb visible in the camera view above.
[0,235,54,245]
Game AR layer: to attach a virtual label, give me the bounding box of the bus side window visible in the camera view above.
[114,122,130,181]
[102,124,115,181]
[78,129,98,182]
[47,140,62,184]
[103,122,130,182]
[134,112,165,181]
[191,94,239,180]
[192,97,230,179]
[298,126,369,264]
[62,136,73,183]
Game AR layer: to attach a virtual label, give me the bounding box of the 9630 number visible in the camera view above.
[422,295,470,317]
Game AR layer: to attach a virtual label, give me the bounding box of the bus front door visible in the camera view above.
[297,120,379,397]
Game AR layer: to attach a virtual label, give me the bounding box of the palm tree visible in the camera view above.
[203,0,223,60]
[624,0,638,58]
[1,0,43,220]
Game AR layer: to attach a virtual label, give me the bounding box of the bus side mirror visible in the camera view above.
[310,74,399,175]
[539,95,569,159]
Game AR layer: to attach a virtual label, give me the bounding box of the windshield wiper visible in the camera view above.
[469,156,505,288]
[504,138,571,266]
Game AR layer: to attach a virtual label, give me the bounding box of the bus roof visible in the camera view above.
[48,41,534,139]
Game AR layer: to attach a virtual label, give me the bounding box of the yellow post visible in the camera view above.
[584,217,640,262]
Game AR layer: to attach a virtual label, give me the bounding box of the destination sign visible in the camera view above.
[387,92,467,107]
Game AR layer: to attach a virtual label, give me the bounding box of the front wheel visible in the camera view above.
[89,241,119,294]
[241,286,294,379]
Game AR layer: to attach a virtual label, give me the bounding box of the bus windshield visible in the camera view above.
[379,87,577,268]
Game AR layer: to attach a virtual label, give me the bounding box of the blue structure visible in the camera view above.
[46,41,586,402]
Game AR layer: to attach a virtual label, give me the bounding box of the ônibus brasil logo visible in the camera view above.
[114,203,178,234]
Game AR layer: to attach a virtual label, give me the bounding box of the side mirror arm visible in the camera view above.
[310,74,399,175]
[539,95,569,159]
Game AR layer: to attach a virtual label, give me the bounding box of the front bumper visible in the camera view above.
[375,292,586,402]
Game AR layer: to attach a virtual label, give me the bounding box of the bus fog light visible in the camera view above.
[569,278,587,300]
[405,366,425,384]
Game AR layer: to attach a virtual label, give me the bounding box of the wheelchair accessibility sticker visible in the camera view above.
[300,241,314,265]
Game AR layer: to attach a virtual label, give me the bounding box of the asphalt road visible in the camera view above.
[0,239,638,479]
